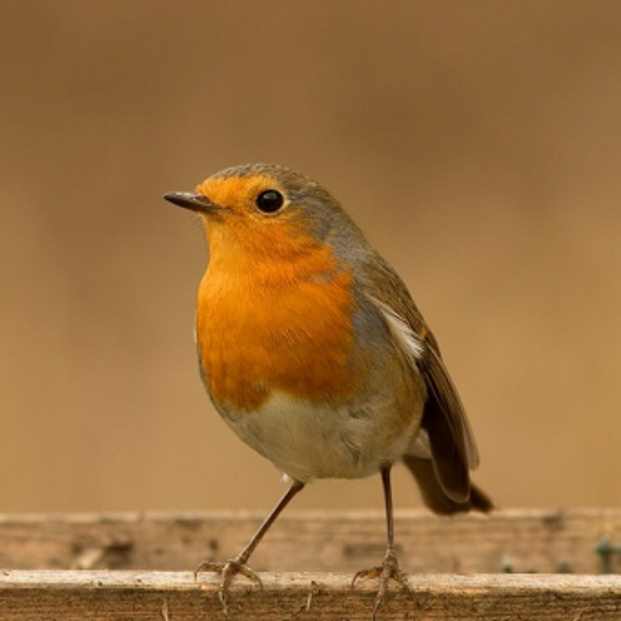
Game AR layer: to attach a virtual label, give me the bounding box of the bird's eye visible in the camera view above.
[256,189,284,213]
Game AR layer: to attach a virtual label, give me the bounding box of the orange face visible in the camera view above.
[195,173,284,219]
[194,173,327,278]
[191,172,358,411]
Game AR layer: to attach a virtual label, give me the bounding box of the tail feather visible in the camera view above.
[402,455,493,515]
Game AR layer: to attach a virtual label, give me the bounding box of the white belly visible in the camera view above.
[222,391,418,482]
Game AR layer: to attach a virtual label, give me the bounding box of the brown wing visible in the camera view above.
[362,255,480,502]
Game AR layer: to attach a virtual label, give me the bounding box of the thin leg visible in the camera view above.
[196,479,304,614]
[352,465,410,620]
[381,466,395,550]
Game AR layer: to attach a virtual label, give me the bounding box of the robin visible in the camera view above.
[164,163,492,618]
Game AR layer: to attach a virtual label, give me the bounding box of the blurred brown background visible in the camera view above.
[1,1,620,514]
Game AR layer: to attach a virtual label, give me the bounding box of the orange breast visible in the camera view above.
[196,234,357,412]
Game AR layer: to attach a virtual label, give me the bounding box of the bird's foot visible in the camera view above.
[351,547,411,620]
[194,556,263,615]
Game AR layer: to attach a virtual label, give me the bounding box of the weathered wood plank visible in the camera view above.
[0,509,619,575]
[1,571,620,620]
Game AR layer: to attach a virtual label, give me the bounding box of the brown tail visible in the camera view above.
[402,455,493,515]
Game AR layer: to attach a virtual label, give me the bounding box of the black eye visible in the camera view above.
[256,189,284,213]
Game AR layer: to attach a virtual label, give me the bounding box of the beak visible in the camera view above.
[163,192,218,214]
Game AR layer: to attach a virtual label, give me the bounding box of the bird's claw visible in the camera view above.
[351,548,411,620]
[194,557,263,615]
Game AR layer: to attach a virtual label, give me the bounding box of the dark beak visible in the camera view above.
[163,192,217,214]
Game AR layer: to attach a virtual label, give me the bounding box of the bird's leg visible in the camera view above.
[195,479,304,614]
[351,465,410,619]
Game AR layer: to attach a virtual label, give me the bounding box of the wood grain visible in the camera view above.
[0,509,620,574]
[1,570,620,621]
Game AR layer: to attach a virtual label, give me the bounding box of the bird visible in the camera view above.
[164,163,492,618]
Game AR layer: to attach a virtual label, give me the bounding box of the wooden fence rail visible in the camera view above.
[1,509,620,574]
[1,571,621,620]
[0,510,620,619]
